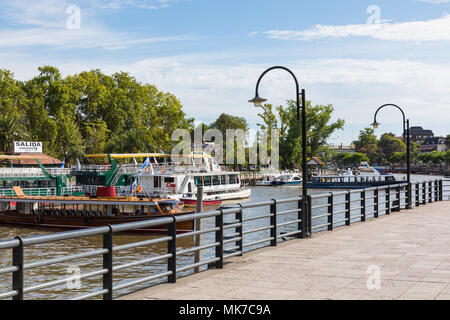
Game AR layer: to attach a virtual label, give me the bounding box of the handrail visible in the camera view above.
[0,178,445,300]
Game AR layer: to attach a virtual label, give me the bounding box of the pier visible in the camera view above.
[121,200,450,300]
[0,179,448,300]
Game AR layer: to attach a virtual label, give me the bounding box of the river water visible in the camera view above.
[0,174,445,299]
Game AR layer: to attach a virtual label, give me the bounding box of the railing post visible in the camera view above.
[236,204,243,256]
[167,216,177,283]
[439,180,443,201]
[428,181,432,203]
[270,200,277,246]
[307,195,312,236]
[102,225,113,300]
[299,197,305,238]
[12,236,24,300]
[386,186,391,215]
[434,180,439,202]
[328,192,333,231]
[215,210,224,269]
[407,182,412,209]
[361,189,366,222]
[374,188,379,218]
[415,182,420,207]
[345,191,351,226]
[422,181,426,205]
[396,185,401,212]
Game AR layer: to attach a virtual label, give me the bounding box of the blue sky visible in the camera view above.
[1,0,450,145]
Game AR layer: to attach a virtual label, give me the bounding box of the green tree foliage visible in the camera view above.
[445,135,450,149]
[353,128,379,163]
[255,100,344,169]
[336,152,370,166]
[378,133,406,162]
[0,67,193,162]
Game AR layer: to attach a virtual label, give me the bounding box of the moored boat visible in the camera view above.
[271,173,302,186]
[0,194,194,234]
[308,167,398,189]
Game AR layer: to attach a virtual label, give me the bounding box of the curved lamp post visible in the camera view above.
[371,104,411,209]
[249,66,309,237]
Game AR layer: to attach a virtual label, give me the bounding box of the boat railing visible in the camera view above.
[61,186,84,195]
[0,168,47,178]
[47,168,72,176]
[0,187,57,197]
[71,165,112,172]
[117,164,142,174]
[0,178,445,300]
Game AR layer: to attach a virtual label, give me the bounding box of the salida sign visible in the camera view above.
[14,141,42,153]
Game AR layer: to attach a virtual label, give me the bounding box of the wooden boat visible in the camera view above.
[0,194,194,235]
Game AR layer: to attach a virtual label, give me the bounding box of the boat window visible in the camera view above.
[194,176,203,186]
[154,176,160,188]
[293,177,301,181]
[213,175,220,185]
[229,175,236,184]
[220,175,226,184]
[164,177,175,183]
[204,176,211,186]
[188,183,192,192]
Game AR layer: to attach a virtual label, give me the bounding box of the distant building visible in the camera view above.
[407,126,434,143]
[419,136,447,153]
[328,143,356,154]
[0,153,62,168]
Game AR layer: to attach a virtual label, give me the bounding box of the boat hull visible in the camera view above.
[0,212,194,235]
[181,199,223,206]
[306,181,400,189]
[271,181,302,186]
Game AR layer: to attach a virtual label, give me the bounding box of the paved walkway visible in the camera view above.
[120,201,450,300]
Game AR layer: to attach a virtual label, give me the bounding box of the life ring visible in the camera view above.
[145,165,151,174]
[161,166,167,174]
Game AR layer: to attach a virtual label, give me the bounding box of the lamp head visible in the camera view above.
[371,121,380,129]
[248,95,267,107]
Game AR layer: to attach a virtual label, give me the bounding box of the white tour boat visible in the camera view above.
[133,154,251,205]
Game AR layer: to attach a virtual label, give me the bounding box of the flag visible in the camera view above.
[142,156,150,169]
[130,178,137,192]
[60,159,65,169]
[76,158,81,171]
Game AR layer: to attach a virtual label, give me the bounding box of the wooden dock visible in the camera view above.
[120,201,450,300]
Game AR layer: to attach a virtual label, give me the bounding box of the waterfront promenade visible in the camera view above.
[120,201,450,300]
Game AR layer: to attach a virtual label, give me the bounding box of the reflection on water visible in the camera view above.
[0,174,444,299]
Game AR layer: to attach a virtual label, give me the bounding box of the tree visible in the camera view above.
[0,113,30,152]
[445,135,450,149]
[0,66,194,162]
[378,133,406,162]
[353,128,379,163]
[255,100,344,169]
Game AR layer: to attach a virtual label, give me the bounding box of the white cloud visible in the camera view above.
[0,0,192,50]
[2,53,449,144]
[262,14,450,42]
[93,0,179,10]
[416,0,450,3]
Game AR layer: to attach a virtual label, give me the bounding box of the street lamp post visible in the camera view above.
[249,66,310,237]
[371,104,411,209]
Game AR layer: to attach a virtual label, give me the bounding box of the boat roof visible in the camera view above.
[84,153,212,159]
[137,171,240,177]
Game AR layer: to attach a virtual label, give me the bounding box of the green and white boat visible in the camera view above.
[0,155,75,197]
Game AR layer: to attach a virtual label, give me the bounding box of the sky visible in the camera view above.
[0,0,449,145]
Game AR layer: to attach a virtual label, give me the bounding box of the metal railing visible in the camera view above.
[0,179,445,300]
[0,168,47,179]
[0,187,56,197]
